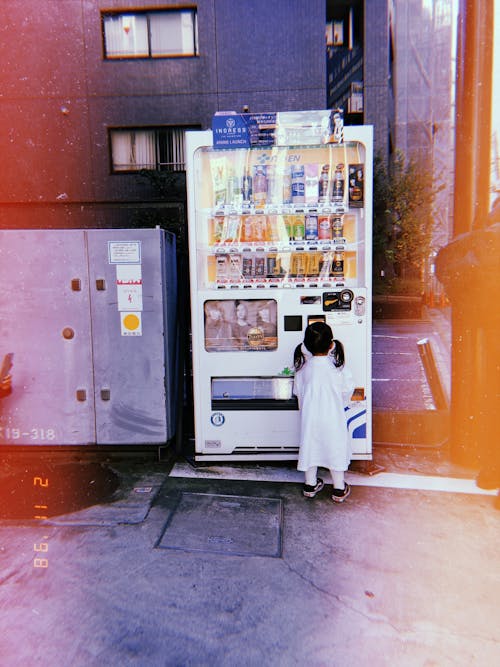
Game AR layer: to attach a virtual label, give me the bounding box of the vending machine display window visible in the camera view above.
[204,299,277,351]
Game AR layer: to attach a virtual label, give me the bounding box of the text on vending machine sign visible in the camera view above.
[212,112,277,148]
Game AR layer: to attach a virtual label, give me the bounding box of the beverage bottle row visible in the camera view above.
[210,159,362,208]
[209,213,348,244]
[213,250,348,282]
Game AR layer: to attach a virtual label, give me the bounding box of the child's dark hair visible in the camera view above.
[294,321,345,371]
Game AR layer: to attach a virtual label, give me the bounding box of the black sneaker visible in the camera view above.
[302,478,324,498]
[332,482,351,503]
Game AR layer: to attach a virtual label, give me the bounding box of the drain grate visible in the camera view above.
[156,492,283,557]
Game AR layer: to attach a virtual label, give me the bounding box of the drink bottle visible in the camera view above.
[242,171,253,202]
[253,166,267,207]
[291,165,305,204]
[318,164,330,201]
[318,215,331,240]
[332,164,345,203]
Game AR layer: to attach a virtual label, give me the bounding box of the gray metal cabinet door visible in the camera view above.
[0,230,95,445]
[86,230,168,444]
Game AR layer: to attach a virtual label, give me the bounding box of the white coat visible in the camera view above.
[293,355,354,472]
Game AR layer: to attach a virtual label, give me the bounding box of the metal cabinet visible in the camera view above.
[0,229,177,446]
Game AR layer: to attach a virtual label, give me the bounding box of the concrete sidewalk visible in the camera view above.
[0,451,498,667]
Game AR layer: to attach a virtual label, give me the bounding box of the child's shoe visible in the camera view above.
[332,482,351,503]
[302,478,324,498]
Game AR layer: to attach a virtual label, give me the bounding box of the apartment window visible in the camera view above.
[110,127,199,172]
[102,9,198,59]
[348,82,364,114]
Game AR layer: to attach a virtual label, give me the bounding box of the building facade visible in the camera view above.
[327,0,455,252]
[327,0,396,165]
[0,0,326,235]
[394,0,455,250]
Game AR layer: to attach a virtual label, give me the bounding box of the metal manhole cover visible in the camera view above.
[156,492,283,557]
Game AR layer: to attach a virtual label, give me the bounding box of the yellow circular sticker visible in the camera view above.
[247,326,265,347]
[123,313,140,330]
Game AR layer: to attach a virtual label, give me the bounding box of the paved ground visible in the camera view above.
[372,314,450,410]
[1,307,498,666]
[0,450,498,667]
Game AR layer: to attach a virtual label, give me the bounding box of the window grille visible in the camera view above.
[110,127,200,172]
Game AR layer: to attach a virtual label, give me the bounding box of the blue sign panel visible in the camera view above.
[212,112,277,149]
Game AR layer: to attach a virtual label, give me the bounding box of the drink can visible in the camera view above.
[293,214,305,240]
[252,216,267,243]
[266,215,280,242]
[307,252,320,277]
[291,252,306,276]
[305,214,318,240]
[318,215,331,240]
[224,215,240,243]
[319,252,332,279]
[331,250,344,277]
[216,254,229,281]
[266,253,278,277]
[254,253,266,278]
[242,256,254,279]
[348,164,364,207]
[210,216,225,244]
[228,254,242,281]
[332,216,344,238]
[283,215,293,240]
[241,216,254,243]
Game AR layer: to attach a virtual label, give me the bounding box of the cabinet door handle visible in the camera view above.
[71,278,81,291]
[76,389,87,402]
[96,279,106,291]
[100,389,111,401]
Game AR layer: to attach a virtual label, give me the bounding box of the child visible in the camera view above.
[293,321,354,503]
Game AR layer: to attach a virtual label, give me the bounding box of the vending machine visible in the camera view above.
[186,110,372,462]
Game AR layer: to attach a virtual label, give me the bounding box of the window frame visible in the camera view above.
[101,7,198,60]
[108,125,201,174]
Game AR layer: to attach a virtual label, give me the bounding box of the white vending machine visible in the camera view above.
[186,110,372,462]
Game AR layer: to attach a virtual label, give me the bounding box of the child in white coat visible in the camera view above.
[293,321,354,502]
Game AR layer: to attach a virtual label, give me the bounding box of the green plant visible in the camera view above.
[373,150,439,295]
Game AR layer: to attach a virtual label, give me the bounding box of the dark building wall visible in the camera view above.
[0,0,326,230]
[326,0,393,164]
[214,0,325,113]
[363,0,391,163]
